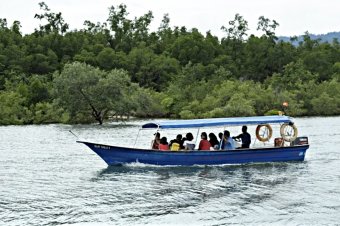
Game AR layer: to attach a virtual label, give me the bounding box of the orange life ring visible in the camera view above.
[280,123,298,142]
[256,124,273,142]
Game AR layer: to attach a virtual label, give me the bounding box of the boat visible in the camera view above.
[77,115,309,166]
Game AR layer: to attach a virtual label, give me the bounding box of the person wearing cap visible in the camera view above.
[151,132,161,149]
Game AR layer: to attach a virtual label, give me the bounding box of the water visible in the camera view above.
[0,117,339,225]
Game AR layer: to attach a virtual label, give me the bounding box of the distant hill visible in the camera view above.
[278,31,340,45]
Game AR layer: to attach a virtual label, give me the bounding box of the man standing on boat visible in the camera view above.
[233,125,251,148]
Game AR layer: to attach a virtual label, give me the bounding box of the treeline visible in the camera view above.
[0,2,340,125]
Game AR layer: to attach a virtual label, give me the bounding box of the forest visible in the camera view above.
[0,2,340,125]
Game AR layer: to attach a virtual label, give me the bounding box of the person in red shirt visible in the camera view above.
[198,132,212,151]
[159,137,170,151]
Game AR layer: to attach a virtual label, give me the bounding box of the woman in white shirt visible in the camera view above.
[183,132,195,150]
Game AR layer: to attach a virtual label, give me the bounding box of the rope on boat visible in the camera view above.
[69,130,79,139]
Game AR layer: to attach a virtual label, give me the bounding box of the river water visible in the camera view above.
[0,117,339,225]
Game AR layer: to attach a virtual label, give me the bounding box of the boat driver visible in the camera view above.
[232,125,251,148]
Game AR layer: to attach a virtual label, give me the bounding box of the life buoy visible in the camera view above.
[256,124,273,142]
[280,123,298,142]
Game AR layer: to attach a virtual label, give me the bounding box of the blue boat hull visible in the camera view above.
[78,141,309,166]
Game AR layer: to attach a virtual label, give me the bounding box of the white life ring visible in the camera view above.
[256,124,273,142]
[280,123,298,142]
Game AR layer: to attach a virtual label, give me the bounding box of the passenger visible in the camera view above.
[181,135,187,146]
[183,133,195,150]
[159,137,170,151]
[198,132,212,150]
[220,130,235,150]
[169,134,183,151]
[208,133,219,150]
[232,125,251,148]
[151,132,161,149]
[218,132,223,144]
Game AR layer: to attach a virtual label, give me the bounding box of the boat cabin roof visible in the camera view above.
[142,115,293,129]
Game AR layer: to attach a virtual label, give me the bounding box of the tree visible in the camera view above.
[126,46,180,90]
[0,91,30,125]
[170,29,217,65]
[54,62,135,124]
[34,2,69,34]
[311,92,338,115]
[257,16,279,40]
[107,4,133,51]
[267,59,317,91]
[155,14,173,54]
[96,47,127,70]
[224,93,256,117]
[221,13,249,41]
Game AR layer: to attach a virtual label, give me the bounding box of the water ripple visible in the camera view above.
[1,117,340,225]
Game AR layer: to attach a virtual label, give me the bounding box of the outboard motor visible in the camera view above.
[291,137,309,146]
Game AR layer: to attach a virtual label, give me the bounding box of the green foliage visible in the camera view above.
[224,93,256,116]
[0,4,340,125]
[96,48,127,70]
[221,13,249,41]
[203,107,225,118]
[32,101,68,124]
[126,46,180,90]
[53,62,156,124]
[26,75,51,105]
[0,91,31,125]
[170,29,217,65]
[264,109,281,116]
[34,2,69,34]
[179,110,195,119]
[278,91,307,116]
[267,59,318,91]
[257,16,279,39]
[311,92,339,115]
[54,62,136,124]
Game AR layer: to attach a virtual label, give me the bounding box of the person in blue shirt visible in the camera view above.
[232,125,251,148]
[220,130,235,150]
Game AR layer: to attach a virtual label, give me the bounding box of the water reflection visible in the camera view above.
[96,161,307,178]
[93,161,309,209]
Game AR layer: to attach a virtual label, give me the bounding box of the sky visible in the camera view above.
[0,0,339,38]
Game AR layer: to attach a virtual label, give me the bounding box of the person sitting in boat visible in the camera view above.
[208,133,219,150]
[169,134,183,151]
[218,132,223,144]
[232,125,251,148]
[181,135,187,146]
[159,137,170,151]
[220,130,235,150]
[183,133,195,150]
[198,132,212,151]
[151,132,161,149]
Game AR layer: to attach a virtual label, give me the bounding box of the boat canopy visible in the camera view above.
[142,115,293,129]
